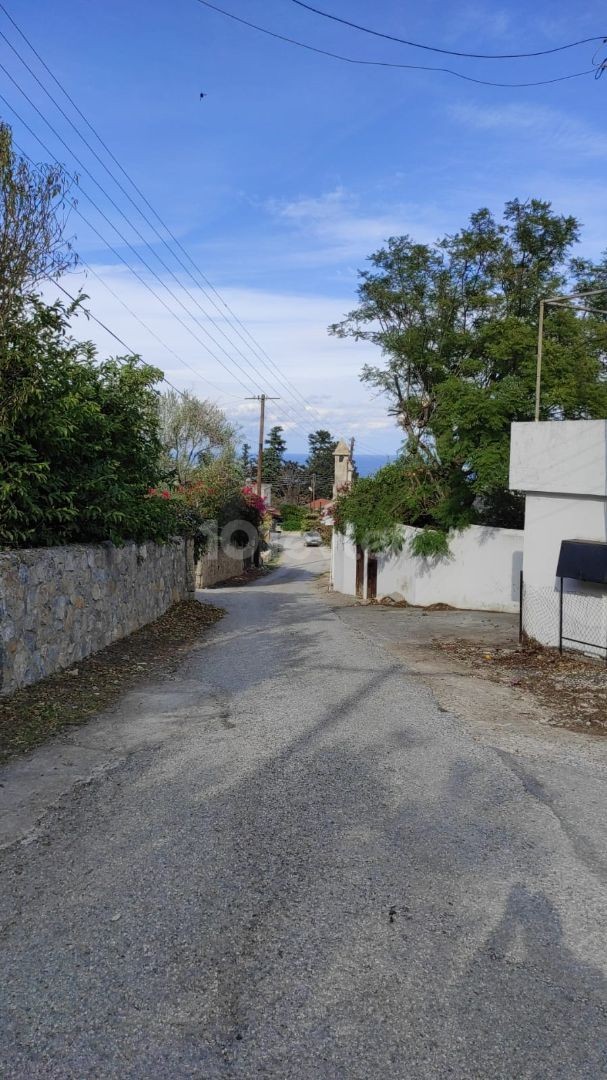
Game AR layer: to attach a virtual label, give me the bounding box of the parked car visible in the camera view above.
[304,530,323,547]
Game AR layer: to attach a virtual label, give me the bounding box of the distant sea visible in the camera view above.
[288,453,393,478]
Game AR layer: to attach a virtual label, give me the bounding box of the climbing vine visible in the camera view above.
[332,458,460,558]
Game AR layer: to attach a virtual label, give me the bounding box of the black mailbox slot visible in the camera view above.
[556,540,607,586]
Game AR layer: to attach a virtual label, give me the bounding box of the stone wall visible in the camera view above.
[0,539,194,694]
[195,548,247,588]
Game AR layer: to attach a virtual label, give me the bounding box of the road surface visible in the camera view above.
[1,535,607,1078]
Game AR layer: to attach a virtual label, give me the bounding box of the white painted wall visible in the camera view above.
[378,526,522,612]
[522,495,607,588]
[331,530,357,596]
[510,421,607,657]
[331,526,523,613]
[510,419,607,497]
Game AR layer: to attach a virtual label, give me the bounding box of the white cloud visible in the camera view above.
[265,187,443,263]
[450,103,607,161]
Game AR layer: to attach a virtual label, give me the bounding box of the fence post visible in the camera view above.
[518,569,524,644]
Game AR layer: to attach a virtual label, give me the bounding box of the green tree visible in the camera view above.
[274,459,309,504]
[240,441,252,478]
[0,295,181,547]
[158,389,235,484]
[306,429,337,499]
[0,123,76,325]
[263,425,286,482]
[330,199,607,541]
[280,503,306,531]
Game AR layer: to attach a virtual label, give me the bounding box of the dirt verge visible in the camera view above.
[0,599,225,763]
[435,637,607,735]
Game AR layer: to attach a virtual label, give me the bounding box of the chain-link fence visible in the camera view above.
[520,574,607,660]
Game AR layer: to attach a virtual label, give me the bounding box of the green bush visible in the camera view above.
[317,522,332,546]
[0,295,183,548]
[280,503,306,531]
[409,528,450,559]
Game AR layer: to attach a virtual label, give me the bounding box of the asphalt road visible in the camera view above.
[1,535,607,1078]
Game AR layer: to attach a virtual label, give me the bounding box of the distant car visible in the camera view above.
[304,530,323,547]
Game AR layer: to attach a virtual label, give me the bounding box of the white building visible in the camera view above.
[510,420,607,656]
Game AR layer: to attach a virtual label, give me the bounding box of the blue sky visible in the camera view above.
[4,0,606,453]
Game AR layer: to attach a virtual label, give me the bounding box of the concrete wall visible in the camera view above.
[510,419,607,498]
[331,525,523,612]
[510,420,607,656]
[0,539,194,695]
[196,548,247,588]
[521,495,607,653]
[331,530,357,596]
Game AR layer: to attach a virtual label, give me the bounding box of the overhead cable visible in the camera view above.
[5,109,261,397]
[194,0,596,87]
[290,0,606,61]
[2,8,396,451]
[0,2,337,438]
[52,279,190,401]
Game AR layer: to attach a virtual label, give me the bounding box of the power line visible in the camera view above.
[52,279,189,401]
[290,0,606,61]
[1,90,267,398]
[0,28,313,415]
[0,3,337,440]
[76,259,242,402]
[194,0,597,87]
[1,65,332,444]
[12,125,400,458]
[9,114,344,451]
[1,5,394,455]
[0,66,282,400]
[1,12,395,454]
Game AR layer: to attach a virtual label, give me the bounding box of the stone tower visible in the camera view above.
[333,439,353,498]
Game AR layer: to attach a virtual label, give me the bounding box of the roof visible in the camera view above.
[333,439,351,456]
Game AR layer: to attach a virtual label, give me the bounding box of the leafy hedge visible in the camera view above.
[279,503,306,531]
[0,296,183,548]
[332,459,462,557]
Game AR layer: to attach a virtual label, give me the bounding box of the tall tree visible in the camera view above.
[240,441,252,478]
[306,429,337,499]
[274,459,309,504]
[330,199,607,533]
[262,425,286,482]
[158,389,236,484]
[0,123,76,324]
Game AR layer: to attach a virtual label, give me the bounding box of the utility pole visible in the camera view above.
[245,394,280,496]
[534,300,545,423]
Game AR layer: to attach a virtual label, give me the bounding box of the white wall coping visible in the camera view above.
[509,420,607,498]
